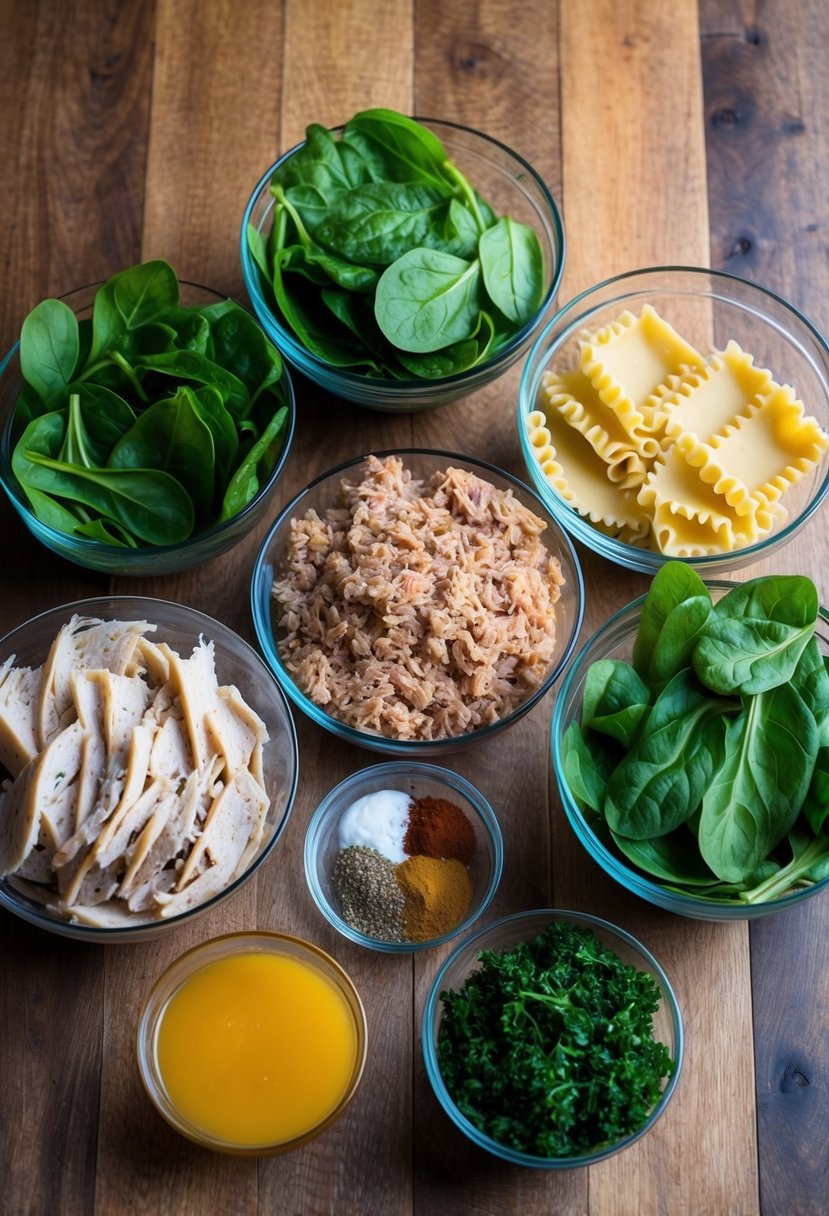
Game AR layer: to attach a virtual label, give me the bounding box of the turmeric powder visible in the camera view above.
[395,855,472,942]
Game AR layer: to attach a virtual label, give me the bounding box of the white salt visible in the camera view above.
[337,789,411,863]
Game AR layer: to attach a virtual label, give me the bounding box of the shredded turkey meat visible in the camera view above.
[272,455,565,740]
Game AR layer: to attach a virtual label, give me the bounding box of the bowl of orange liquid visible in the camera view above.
[136,931,367,1154]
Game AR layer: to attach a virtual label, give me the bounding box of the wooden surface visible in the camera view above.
[1,2,827,1213]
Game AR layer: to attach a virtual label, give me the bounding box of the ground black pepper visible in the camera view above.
[330,845,406,941]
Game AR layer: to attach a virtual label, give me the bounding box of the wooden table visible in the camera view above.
[1,2,827,1213]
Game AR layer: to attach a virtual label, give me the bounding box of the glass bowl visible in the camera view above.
[518,266,829,574]
[0,596,299,942]
[0,280,296,576]
[251,448,585,756]
[136,930,367,1154]
[552,581,829,920]
[241,116,565,412]
[304,761,503,953]
[422,908,683,1168]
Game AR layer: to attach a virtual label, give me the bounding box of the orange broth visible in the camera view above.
[156,950,359,1147]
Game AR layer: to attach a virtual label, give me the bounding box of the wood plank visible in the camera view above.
[258,3,417,1212]
[557,3,759,1214]
[700,4,829,1213]
[95,1,284,1210]
[409,4,587,1213]
[0,3,155,1214]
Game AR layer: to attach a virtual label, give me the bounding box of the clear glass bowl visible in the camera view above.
[251,448,585,756]
[552,582,829,920]
[422,908,683,1168]
[0,281,296,576]
[0,596,299,942]
[518,266,829,574]
[136,930,367,1154]
[241,117,565,412]
[304,761,503,953]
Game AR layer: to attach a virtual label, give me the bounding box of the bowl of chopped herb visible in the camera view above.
[422,909,683,1167]
[241,109,565,411]
[553,562,829,920]
[304,761,503,953]
[0,260,295,575]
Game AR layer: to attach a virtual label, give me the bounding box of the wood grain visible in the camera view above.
[0,1,827,1213]
[701,4,829,1213]
[559,4,759,1214]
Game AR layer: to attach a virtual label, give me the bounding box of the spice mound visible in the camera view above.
[330,788,479,943]
[272,454,565,741]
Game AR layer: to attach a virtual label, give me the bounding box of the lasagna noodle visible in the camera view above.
[540,368,647,489]
[650,340,775,446]
[579,304,705,457]
[673,382,829,516]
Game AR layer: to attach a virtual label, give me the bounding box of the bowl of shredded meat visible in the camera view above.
[251,450,585,755]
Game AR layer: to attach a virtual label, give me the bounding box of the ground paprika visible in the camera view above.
[403,796,476,864]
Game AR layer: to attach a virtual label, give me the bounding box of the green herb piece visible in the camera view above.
[437,921,674,1158]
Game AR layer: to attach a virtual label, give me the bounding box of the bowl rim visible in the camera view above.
[551,579,829,917]
[251,446,586,754]
[0,279,297,559]
[0,595,300,940]
[517,264,829,571]
[135,928,368,1154]
[303,759,505,952]
[240,114,566,391]
[421,906,684,1168]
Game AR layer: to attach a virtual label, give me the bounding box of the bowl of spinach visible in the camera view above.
[554,562,829,918]
[422,908,682,1166]
[0,260,295,575]
[241,109,564,411]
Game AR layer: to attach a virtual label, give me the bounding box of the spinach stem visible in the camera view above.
[441,160,486,234]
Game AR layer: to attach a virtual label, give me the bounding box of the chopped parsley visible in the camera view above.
[437,921,675,1158]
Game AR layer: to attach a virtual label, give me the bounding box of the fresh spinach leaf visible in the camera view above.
[632,560,711,681]
[581,658,650,747]
[19,449,194,545]
[698,682,818,882]
[342,108,451,190]
[317,181,450,265]
[611,825,721,886]
[90,258,179,362]
[374,248,481,353]
[694,574,818,695]
[107,387,215,522]
[604,669,730,839]
[20,299,80,405]
[560,721,617,814]
[478,215,545,326]
[220,405,288,521]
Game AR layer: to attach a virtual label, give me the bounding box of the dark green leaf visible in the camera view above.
[699,682,818,882]
[694,574,818,695]
[20,299,80,404]
[581,658,650,747]
[633,560,711,681]
[478,215,545,325]
[374,248,481,353]
[604,669,730,839]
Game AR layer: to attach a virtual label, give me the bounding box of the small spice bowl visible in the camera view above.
[304,761,504,953]
[137,931,367,1155]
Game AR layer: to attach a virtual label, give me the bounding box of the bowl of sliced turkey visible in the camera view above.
[0,597,299,940]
